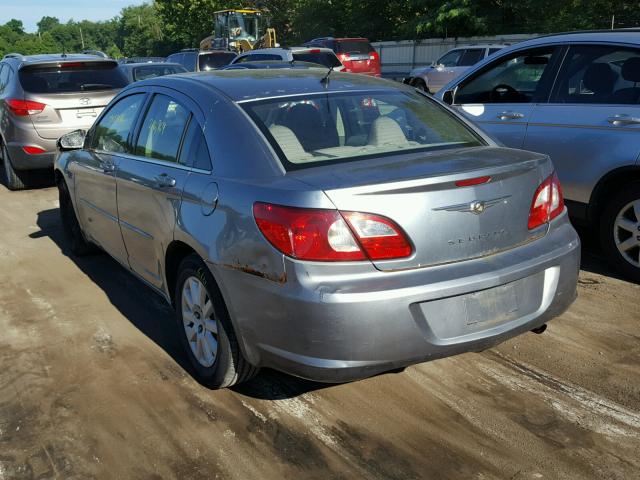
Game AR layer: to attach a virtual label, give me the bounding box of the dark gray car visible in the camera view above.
[437,30,640,281]
[0,53,127,189]
[54,70,579,388]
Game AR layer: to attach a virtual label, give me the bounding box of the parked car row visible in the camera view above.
[2,28,638,392]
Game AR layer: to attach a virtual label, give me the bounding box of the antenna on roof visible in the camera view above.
[320,66,334,88]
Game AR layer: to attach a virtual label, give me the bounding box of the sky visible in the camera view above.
[0,0,146,32]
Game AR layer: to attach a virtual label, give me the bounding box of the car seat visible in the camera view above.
[279,103,338,152]
[582,63,617,103]
[612,57,640,104]
[368,116,409,146]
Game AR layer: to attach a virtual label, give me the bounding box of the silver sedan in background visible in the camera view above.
[54,70,579,388]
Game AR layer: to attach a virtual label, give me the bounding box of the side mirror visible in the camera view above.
[58,129,86,151]
[442,89,455,105]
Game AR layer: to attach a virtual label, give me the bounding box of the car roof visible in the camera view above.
[223,60,326,70]
[289,46,335,52]
[134,69,397,103]
[3,53,116,66]
[120,62,184,68]
[507,29,640,49]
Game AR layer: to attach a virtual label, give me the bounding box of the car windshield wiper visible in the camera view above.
[80,83,113,91]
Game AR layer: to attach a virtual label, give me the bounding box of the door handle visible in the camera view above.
[607,114,640,126]
[154,173,176,188]
[101,162,116,173]
[497,111,525,120]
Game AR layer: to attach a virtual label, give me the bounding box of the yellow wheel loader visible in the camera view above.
[200,9,277,53]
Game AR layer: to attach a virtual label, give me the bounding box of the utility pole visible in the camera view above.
[611,15,615,29]
[79,26,85,49]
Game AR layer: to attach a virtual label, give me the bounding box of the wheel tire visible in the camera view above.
[58,179,96,256]
[175,254,258,389]
[599,182,640,283]
[1,143,28,190]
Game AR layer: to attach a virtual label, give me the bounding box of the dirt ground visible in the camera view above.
[0,183,638,480]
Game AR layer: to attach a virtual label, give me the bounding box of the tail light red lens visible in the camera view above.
[7,99,46,116]
[253,202,412,262]
[22,146,46,155]
[528,173,564,230]
[341,212,412,260]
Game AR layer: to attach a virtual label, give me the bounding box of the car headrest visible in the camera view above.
[621,57,640,83]
[368,116,408,146]
[269,125,311,162]
[583,63,616,95]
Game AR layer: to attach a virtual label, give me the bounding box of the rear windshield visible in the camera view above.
[292,52,342,68]
[132,65,185,81]
[336,40,374,54]
[242,90,483,170]
[199,52,237,70]
[19,63,128,93]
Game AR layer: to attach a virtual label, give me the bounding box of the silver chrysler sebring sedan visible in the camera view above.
[54,70,580,388]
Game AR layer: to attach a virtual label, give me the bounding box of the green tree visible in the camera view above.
[37,16,60,34]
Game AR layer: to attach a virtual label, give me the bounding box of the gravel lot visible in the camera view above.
[0,184,638,480]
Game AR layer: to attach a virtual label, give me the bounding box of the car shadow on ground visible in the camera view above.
[30,208,631,400]
[30,207,330,400]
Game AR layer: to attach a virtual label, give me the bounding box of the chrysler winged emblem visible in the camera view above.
[433,196,510,215]
[79,97,91,106]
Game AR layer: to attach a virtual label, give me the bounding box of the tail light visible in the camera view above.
[7,99,46,116]
[253,202,412,262]
[528,172,564,230]
[22,146,46,155]
[369,51,380,62]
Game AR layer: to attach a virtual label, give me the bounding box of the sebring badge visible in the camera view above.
[433,195,511,215]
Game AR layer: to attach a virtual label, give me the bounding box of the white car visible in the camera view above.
[229,47,344,71]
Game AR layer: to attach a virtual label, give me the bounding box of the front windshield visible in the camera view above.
[242,90,483,170]
[229,13,261,42]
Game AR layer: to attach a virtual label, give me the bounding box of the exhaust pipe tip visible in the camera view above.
[531,324,547,335]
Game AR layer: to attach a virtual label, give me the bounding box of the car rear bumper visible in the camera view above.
[211,213,580,383]
[6,140,56,170]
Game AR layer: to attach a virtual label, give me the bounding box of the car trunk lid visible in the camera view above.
[291,146,552,271]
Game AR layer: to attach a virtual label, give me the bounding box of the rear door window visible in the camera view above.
[0,65,8,91]
[458,49,485,66]
[552,45,640,105]
[488,48,503,56]
[199,52,237,70]
[292,52,341,68]
[92,94,145,153]
[135,94,190,164]
[179,119,212,170]
[19,62,128,93]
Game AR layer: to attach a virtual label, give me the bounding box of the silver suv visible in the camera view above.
[0,53,127,189]
[404,45,505,94]
[436,30,640,282]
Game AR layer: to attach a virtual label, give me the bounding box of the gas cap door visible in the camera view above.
[200,182,219,216]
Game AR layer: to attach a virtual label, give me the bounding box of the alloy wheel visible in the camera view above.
[614,199,640,268]
[181,276,218,367]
